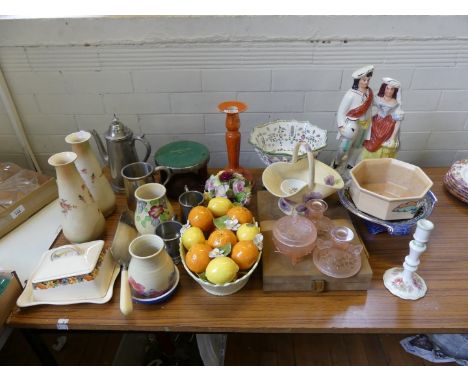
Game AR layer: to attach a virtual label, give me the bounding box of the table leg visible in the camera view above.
[21,329,57,365]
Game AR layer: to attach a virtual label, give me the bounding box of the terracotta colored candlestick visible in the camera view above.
[218,100,253,182]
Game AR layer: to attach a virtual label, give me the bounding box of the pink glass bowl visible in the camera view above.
[272,214,317,265]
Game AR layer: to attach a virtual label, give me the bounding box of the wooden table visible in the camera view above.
[7,168,468,334]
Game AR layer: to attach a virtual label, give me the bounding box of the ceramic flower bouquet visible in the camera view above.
[204,170,252,206]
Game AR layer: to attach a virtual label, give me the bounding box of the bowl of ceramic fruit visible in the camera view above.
[179,196,262,296]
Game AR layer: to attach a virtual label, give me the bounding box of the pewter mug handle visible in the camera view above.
[153,166,172,186]
[134,134,152,162]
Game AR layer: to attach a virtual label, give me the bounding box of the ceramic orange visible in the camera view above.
[231,240,259,270]
[226,206,253,224]
[207,229,238,248]
[186,243,212,274]
[188,206,214,232]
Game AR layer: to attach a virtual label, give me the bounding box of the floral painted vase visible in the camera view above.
[48,152,105,243]
[134,183,174,235]
[128,234,176,298]
[65,131,116,217]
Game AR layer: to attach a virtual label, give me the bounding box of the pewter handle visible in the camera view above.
[153,166,172,186]
[134,134,152,162]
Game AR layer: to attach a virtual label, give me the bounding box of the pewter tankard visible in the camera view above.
[91,115,151,191]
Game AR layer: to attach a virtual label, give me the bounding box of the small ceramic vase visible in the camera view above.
[48,152,105,243]
[134,183,175,235]
[65,131,116,217]
[305,199,334,237]
[128,234,176,298]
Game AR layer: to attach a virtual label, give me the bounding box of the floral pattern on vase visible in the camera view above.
[134,183,174,235]
[48,152,105,243]
[65,131,116,217]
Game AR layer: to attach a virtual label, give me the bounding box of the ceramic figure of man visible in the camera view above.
[331,65,374,173]
[361,77,404,159]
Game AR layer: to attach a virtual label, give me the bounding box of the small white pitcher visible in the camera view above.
[128,234,176,299]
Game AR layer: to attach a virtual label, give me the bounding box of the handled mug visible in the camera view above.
[134,183,175,234]
[121,162,171,211]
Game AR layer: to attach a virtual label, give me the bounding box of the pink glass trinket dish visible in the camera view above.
[313,226,363,278]
[272,214,317,266]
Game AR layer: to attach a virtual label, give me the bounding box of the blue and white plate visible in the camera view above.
[132,267,179,305]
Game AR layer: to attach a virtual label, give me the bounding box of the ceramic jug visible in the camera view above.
[134,183,174,234]
[128,234,176,298]
[65,131,116,217]
[48,152,105,243]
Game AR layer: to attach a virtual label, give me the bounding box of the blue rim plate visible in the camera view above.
[132,267,180,305]
[338,184,437,235]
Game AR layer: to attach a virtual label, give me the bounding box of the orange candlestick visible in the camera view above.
[217,101,253,182]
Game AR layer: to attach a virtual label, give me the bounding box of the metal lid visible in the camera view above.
[154,141,210,171]
[105,115,133,141]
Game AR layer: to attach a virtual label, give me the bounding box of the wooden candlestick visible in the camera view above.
[217,101,253,182]
[383,219,434,300]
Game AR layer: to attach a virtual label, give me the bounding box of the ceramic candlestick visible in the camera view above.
[383,219,434,300]
[218,100,253,182]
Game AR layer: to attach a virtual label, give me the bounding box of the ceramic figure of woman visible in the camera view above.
[361,78,404,159]
[331,65,374,173]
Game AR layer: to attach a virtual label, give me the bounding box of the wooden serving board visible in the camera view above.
[257,191,372,292]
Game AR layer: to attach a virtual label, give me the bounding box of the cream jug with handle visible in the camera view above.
[134,183,175,235]
[91,115,151,191]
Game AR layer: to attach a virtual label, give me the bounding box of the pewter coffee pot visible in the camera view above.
[91,115,151,191]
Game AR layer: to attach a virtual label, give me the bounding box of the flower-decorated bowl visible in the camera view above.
[204,170,253,206]
[249,120,327,166]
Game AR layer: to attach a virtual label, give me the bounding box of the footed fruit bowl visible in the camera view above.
[249,120,327,166]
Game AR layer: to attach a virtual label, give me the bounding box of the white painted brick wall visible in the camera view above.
[171,92,236,114]
[63,71,133,94]
[1,16,468,171]
[139,114,204,134]
[132,70,201,93]
[202,69,271,91]
[103,93,170,114]
[272,69,342,91]
[36,94,104,114]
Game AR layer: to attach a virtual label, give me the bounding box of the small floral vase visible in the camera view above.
[134,183,174,235]
[65,131,116,217]
[128,234,176,298]
[48,152,105,243]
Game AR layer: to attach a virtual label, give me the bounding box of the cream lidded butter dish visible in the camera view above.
[22,240,117,304]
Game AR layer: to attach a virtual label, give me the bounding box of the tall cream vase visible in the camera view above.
[48,152,106,243]
[65,131,116,217]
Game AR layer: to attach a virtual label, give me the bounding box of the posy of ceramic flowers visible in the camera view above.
[204,170,252,206]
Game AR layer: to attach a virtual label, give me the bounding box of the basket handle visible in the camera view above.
[292,141,315,189]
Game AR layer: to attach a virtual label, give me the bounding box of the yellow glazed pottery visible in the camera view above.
[262,142,344,207]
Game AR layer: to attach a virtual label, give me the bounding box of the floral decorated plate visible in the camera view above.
[249,120,327,166]
[448,159,468,191]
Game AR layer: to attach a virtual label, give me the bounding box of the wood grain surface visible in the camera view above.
[7,168,468,333]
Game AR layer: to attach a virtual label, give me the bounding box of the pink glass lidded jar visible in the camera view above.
[272,213,317,265]
[305,199,334,237]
